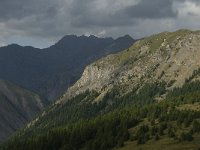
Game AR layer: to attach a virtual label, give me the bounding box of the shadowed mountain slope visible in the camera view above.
[0,35,135,101]
[0,80,47,142]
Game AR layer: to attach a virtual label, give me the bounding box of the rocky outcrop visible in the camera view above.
[61,30,200,102]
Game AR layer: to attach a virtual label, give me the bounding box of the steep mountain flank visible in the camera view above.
[18,29,200,131]
[0,35,135,101]
[0,80,47,142]
[21,30,200,129]
[63,30,200,101]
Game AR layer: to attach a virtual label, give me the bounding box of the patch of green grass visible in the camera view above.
[165,29,192,45]
[177,103,200,111]
[115,135,200,150]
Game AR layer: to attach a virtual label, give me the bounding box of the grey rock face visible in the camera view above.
[61,30,200,102]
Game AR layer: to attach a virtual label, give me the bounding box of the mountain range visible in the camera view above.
[1,30,200,150]
[0,35,135,101]
[0,34,135,143]
[24,29,200,127]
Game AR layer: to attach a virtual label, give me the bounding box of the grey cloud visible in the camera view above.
[124,0,177,19]
[0,0,61,21]
[69,0,177,28]
[0,0,200,47]
[192,0,200,4]
[0,0,66,39]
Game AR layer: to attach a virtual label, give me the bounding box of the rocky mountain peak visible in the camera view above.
[115,34,133,42]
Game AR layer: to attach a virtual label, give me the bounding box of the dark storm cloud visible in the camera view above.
[69,0,177,27]
[0,0,65,39]
[0,0,61,21]
[0,0,200,47]
[192,0,200,4]
[124,0,177,19]
[0,0,177,32]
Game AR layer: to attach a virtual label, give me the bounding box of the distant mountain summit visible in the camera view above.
[54,35,114,48]
[0,35,135,101]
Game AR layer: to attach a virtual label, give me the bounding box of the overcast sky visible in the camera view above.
[0,0,200,48]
